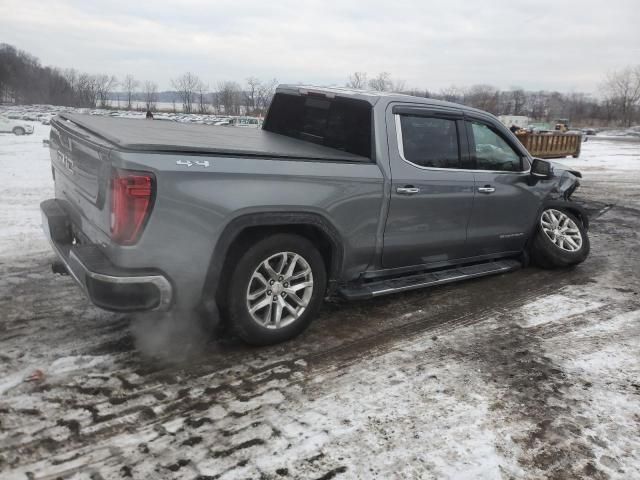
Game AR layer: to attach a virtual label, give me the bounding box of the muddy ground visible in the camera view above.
[0,136,639,479]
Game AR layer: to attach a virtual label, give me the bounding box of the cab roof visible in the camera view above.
[276,84,489,117]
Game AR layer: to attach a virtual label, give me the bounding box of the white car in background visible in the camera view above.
[0,117,34,135]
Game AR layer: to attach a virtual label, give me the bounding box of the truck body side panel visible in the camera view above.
[104,150,384,310]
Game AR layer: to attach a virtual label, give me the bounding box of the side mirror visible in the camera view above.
[531,158,554,179]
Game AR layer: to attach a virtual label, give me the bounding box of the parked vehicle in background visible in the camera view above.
[42,85,589,345]
[0,117,34,135]
[554,118,570,133]
[498,115,530,129]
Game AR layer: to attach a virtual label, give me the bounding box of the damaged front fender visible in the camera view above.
[531,167,588,230]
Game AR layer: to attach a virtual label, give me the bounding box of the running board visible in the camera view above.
[339,259,521,300]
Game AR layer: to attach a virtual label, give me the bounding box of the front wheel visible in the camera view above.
[531,208,590,269]
[227,234,327,345]
[13,127,25,136]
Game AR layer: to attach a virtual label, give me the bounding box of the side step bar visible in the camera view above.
[338,259,521,300]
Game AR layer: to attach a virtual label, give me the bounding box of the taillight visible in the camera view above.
[110,169,155,245]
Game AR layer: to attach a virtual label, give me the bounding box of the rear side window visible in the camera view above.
[399,115,460,169]
[469,122,523,171]
[263,93,372,158]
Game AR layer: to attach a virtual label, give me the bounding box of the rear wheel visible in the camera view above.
[531,208,589,269]
[227,234,326,345]
[13,127,25,136]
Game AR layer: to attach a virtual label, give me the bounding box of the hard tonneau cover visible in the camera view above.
[56,113,370,162]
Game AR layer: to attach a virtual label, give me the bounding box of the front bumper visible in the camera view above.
[41,199,173,312]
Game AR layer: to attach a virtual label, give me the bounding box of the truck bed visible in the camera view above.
[57,113,370,162]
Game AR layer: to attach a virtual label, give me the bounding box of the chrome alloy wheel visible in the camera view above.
[246,252,314,329]
[540,209,583,252]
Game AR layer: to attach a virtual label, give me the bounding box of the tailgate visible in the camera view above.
[50,116,114,241]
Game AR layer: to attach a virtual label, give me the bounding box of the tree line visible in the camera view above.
[0,44,277,115]
[168,72,277,115]
[348,70,640,127]
[2,43,639,126]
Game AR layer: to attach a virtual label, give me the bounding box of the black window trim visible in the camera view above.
[394,107,532,174]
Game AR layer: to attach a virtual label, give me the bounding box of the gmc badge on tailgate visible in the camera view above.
[57,150,74,173]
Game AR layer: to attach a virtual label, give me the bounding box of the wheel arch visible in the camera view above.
[200,211,345,311]
[524,200,589,253]
[539,200,589,230]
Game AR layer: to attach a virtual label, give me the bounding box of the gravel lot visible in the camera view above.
[0,124,639,479]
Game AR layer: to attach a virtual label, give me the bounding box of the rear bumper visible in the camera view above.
[41,199,173,312]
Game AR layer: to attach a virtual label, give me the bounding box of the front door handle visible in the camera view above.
[396,186,420,195]
[478,185,496,194]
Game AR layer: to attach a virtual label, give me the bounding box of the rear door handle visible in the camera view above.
[396,186,420,195]
[478,186,496,194]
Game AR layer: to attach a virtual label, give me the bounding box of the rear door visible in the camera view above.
[382,105,475,268]
[464,117,540,256]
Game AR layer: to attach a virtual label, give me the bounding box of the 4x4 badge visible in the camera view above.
[177,160,209,168]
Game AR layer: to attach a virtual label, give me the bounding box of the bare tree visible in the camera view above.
[439,86,464,103]
[346,72,368,89]
[244,77,261,114]
[601,66,640,126]
[510,88,527,115]
[528,90,548,120]
[171,72,201,113]
[196,80,209,114]
[392,79,407,93]
[94,74,118,108]
[142,80,158,111]
[122,74,139,110]
[256,78,278,114]
[216,81,242,115]
[77,73,99,107]
[368,72,392,91]
[464,84,499,114]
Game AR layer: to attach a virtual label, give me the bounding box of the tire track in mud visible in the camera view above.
[2,201,637,478]
[443,307,631,479]
[0,267,605,479]
[439,205,640,480]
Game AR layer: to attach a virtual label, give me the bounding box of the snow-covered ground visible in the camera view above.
[0,124,639,479]
[0,122,53,262]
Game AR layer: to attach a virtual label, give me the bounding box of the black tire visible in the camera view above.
[227,233,327,345]
[531,208,590,269]
[13,127,25,136]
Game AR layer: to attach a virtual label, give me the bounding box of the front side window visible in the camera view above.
[470,122,522,171]
[399,115,460,169]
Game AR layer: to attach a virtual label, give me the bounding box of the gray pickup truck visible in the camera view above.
[42,85,589,345]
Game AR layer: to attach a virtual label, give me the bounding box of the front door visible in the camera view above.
[464,119,540,256]
[382,105,475,268]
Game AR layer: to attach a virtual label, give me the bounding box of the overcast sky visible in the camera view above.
[2,0,639,93]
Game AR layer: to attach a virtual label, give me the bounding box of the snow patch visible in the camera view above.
[518,294,604,327]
